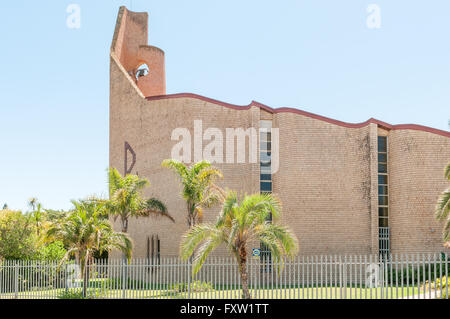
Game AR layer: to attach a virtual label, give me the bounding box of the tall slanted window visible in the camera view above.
[146,235,160,273]
[259,120,273,271]
[377,136,390,256]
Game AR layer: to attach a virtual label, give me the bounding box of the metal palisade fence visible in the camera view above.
[0,253,448,299]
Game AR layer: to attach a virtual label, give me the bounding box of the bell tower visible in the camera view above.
[110,6,166,97]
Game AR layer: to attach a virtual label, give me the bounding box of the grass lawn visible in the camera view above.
[0,285,422,299]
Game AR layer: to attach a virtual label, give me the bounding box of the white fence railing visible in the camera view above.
[379,227,390,255]
[0,253,448,299]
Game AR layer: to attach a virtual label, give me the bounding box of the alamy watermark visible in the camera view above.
[170,120,280,174]
[365,263,383,288]
[66,4,81,29]
[66,264,82,288]
[366,4,381,29]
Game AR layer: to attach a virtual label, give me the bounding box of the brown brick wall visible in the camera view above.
[273,113,373,255]
[388,130,450,253]
[109,7,450,259]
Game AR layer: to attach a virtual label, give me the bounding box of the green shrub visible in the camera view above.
[58,290,89,299]
[0,210,37,260]
[385,254,450,285]
[171,280,213,292]
[431,276,449,299]
[106,278,150,290]
[35,241,67,261]
[57,288,108,299]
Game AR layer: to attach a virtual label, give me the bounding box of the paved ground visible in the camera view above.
[402,289,441,299]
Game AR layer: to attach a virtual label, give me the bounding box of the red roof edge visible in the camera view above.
[145,93,450,138]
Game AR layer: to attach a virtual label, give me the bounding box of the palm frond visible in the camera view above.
[242,193,282,223]
[217,190,238,227]
[436,188,450,220]
[436,187,450,242]
[191,230,224,275]
[45,199,134,262]
[161,159,189,179]
[179,191,299,279]
[163,159,224,227]
[108,167,124,195]
[256,222,299,257]
[197,167,223,185]
[192,160,212,175]
[139,198,175,223]
[179,224,216,260]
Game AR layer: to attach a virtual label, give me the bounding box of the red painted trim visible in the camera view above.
[146,93,450,138]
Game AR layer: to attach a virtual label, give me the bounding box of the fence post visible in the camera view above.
[14,261,18,299]
[122,260,126,299]
[188,260,191,299]
[0,260,2,296]
[65,263,68,295]
[343,256,347,299]
[340,256,343,299]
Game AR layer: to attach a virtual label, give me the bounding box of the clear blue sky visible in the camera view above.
[1,1,449,212]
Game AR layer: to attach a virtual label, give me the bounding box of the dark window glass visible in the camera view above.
[378,153,387,163]
[378,163,387,173]
[157,238,160,258]
[260,161,271,168]
[378,175,388,185]
[378,136,387,153]
[379,217,389,227]
[378,195,388,206]
[260,242,271,254]
[260,182,272,192]
[260,132,271,142]
[378,185,388,195]
[378,207,388,217]
[260,174,271,181]
[260,242,272,272]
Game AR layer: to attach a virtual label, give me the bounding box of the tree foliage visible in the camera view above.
[162,159,223,227]
[46,199,133,296]
[180,191,298,299]
[0,210,37,260]
[106,168,173,233]
[436,162,450,246]
[35,241,67,260]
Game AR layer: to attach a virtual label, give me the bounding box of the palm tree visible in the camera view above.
[26,198,46,237]
[180,191,299,299]
[30,203,45,237]
[107,168,174,233]
[162,159,223,228]
[436,162,450,247]
[46,199,132,297]
[28,197,38,211]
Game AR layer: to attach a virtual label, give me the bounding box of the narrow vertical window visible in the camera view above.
[259,120,273,271]
[377,136,389,256]
[147,234,161,273]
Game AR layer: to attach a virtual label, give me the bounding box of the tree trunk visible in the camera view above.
[187,203,195,263]
[121,218,128,233]
[82,266,88,298]
[187,202,194,228]
[121,218,129,283]
[239,261,251,299]
[238,246,251,299]
[80,258,88,298]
